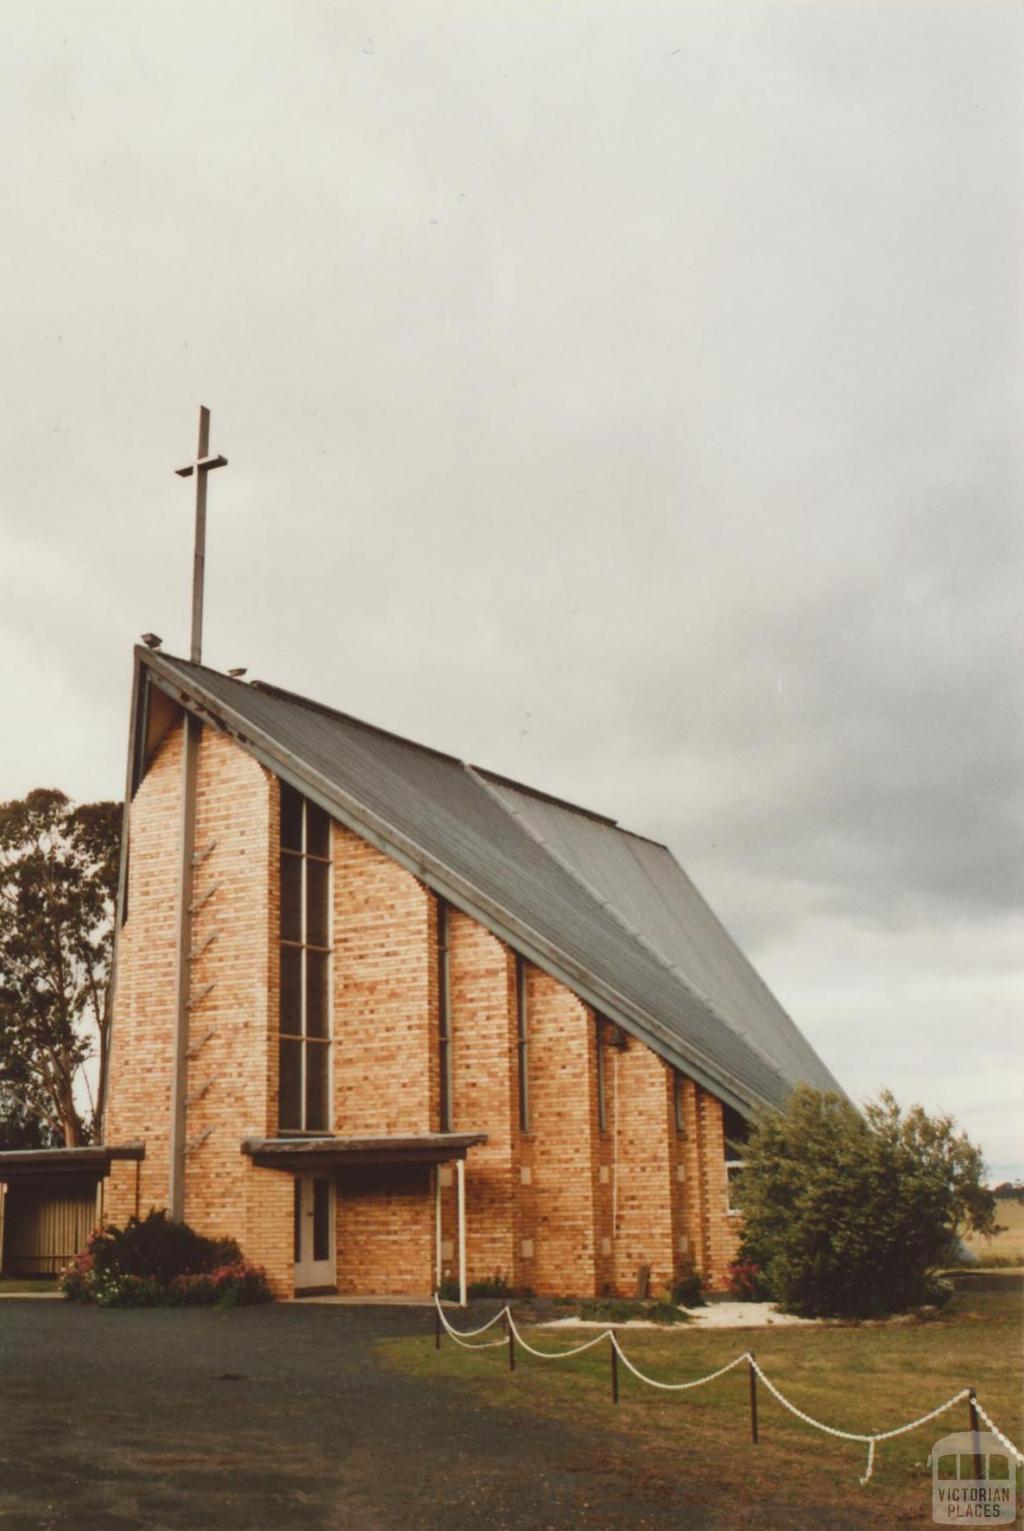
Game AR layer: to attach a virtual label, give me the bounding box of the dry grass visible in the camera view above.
[382,1275,1024,1530]
[964,1197,1024,1266]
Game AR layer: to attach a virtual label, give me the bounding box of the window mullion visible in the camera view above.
[300,801,308,1130]
[516,955,529,1134]
[279,786,331,1137]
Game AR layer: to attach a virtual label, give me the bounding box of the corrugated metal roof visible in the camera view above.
[141,649,842,1113]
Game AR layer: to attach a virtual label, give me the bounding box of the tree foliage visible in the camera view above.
[0,788,122,1146]
[736,1085,998,1318]
[61,1211,273,1308]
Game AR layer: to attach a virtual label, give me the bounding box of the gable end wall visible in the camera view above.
[104,724,741,1297]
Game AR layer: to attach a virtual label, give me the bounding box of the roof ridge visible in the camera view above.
[470,765,619,828]
[617,834,820,1077]
[148,653,461,768]
[484,761,834,1082]
[465,763,790,1086]
[242,678,468,768]
[168,656,663,842]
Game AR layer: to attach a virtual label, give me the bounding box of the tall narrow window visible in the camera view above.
[278,783,332,1134]
[515,955,530,1133]
[437,899,453,1131]
[722,1104,750,1215]
[674,1070,686,1134]
[595,1017,607,1132]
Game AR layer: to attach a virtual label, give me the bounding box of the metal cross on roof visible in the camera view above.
[175,405,227,664]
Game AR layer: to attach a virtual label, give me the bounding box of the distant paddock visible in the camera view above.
[963,1196,1024,1266]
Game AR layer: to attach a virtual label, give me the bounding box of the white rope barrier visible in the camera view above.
[432,1296,1020,1487]
[611,1333,752,1392]
[434,1294,511,1349]
[506,1312,612,1359]
[972,1400,1024,1467]
[748,1360,971,1483]
[434,1296,509,1336]
[442,1328,509,1351]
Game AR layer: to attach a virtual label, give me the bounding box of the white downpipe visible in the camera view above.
[434,1166,442,1287]
[456,1157,467,1307]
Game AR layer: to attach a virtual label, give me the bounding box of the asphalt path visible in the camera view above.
[0,1299,872,1530]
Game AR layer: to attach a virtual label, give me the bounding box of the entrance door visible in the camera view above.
[293,1174,335,1291]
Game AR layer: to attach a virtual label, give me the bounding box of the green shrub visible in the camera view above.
[737,1087,998,1319]
[671,1261,706,1308]
[579,1297,634,1323]
[645,1300,689,1325]
[921,1274,955,1309]
[467,1272,510,1299]
[88,1210,241,1285]
[61,1212,271,1308]
[437,1272,532,1301]
[578,1297,689,1325]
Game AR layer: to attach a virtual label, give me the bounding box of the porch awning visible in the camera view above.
[241,1132,487,1171]
[0,1142,145,1186]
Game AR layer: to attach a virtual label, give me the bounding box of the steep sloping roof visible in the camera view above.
[136,647,842,1114]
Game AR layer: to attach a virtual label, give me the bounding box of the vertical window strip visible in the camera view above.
[516,955,529,1133]
[722,1103,750,1215]
[674,1070,686,1133]
[437,899,453,1131]
[279,786,331,1134]
[595,1016,607,1132]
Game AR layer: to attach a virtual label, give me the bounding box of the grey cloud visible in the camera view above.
[1,0,1020,1173]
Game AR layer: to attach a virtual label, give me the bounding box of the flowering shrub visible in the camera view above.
[61,1248,95,1303]
[727,1258,772,1302]
[61,1212,272,1308]
[167,1262,273,1309]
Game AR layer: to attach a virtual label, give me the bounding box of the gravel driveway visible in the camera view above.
[0,1298,720,1531]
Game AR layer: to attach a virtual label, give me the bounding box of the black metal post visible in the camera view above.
[507,1315,516,1372]
[748,1352,759,1444]
[610,1335,619,1404]
[434,1302,441,1351]
[969,1390,983,1482]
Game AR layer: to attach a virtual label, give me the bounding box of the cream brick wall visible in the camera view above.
[106,716,744,1299]
[105,720,183,1223]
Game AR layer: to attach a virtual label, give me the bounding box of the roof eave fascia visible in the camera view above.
[139,649,783,1118]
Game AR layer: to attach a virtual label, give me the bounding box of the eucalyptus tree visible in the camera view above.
[0,789,121,1145]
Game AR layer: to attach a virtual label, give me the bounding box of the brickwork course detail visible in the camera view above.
[105,717,743,1299]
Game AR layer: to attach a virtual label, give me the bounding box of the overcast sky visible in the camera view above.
[2,2,1021,1180]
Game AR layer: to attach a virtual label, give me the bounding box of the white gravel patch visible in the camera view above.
[685,1302,822,1329]
[540,1302,824,1331]
[541,1317,662,1330]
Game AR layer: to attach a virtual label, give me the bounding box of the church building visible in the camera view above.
[85,642,840,1300]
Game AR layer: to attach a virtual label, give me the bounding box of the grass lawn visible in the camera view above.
[965,1196,1024,1266]
[381,1274,1024,1529]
